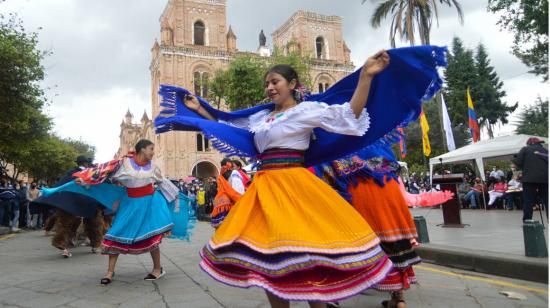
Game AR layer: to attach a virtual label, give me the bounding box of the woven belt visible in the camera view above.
[257,149,304,171]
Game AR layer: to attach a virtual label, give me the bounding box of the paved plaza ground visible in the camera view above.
[0,220,547,308]
[410,208,549,256]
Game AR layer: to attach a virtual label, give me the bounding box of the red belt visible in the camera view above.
[126,184,154,198]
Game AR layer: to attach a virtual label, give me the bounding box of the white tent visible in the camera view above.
[429,134,548,181]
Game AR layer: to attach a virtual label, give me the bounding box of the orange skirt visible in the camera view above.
[348,177,417,242]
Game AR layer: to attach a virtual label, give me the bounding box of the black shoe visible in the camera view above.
[100,272,115,285]
[144,267,166,281]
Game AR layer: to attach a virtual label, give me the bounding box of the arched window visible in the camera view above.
[194,21,205,46]
[315,36,325,59]
[201,72,209,98]
[196,133,204,152]
[193,71,210,98]
[196,133,210,152]
[193,71,201,95]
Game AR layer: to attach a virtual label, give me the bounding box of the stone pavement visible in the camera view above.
[0,222,547,308]
[410,208,548,256]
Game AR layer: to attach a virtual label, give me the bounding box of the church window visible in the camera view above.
[196,133,204,152]
[193,71,210,98]
[194,21,205,46]
[196,133,210,152]
[316,36,325,59]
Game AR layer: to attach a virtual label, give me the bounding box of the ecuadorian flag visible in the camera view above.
[467,87,480,143]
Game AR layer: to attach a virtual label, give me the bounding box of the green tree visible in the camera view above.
[367,0,464,160]
[210,49,312,111]
[442,37,477,136]
[24,136,79,183]
[209,69,230,109]
[64,138,96,161]
[395,98,469,165]
[223,55,268,110]
[368,0,464,47]
[488,0,549,81]
[515,97,548,137]
[271,46,312,89]
[0,13,52,179]
[472,43,517,138]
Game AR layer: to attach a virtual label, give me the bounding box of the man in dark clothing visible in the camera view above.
[49,156,105,257]
[513,138,548,221]
[18,181,29,229]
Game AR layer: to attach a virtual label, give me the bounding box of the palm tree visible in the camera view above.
[366,0,464,47]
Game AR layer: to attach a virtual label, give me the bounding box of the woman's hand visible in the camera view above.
[349,50,390,117]
[362,50,390,79]
[183,94,217,121]
[183,94,201,111]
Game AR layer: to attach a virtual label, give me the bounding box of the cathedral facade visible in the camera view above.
[116,0,355,180]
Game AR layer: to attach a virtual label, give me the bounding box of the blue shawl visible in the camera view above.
[154,45,446,166]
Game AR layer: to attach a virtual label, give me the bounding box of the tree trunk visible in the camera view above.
[486,120,494,139]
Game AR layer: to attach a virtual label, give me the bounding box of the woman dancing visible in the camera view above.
[42,139,187,285]
[155,46,446,306]
[314,145,450,308]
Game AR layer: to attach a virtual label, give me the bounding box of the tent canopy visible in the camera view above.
[429,134,548,180]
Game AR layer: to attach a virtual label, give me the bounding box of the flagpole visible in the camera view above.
[436,92,447,152]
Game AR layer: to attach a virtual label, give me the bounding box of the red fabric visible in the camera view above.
[375,267,417,291]
[237,169,250,187]
[493,183,507,193]
[73,152,134,185]
[134,156,149,166]
[102,234,164,255]
[126,184,154,198]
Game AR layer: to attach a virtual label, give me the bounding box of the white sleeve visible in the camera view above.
[229,171,245,194]
[219,110,269,131]
[294,101,370,136]
[219,117,250,130]
[158,178,179,202]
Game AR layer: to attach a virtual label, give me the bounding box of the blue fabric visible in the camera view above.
[167,192,196,240]
[155,45,447,166]
[41,181,193,244]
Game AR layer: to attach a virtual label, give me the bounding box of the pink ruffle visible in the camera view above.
[398,178,454,207]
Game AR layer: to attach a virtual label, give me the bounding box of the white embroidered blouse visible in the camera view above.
[112,157,179,202]
[221,101,370,153]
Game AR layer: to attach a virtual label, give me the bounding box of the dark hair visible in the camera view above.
[233,160,242,168]
[265,64,307,102]
[220,158,233,166]
[135,139,154,154]
[220,158,233,180]
[266,64,299,85]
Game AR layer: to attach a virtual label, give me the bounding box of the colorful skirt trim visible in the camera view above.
[201,161,393,301]
[211,197,233,229]
[380,240,421,270]
[102,233,165,255]
[375,267,417,291]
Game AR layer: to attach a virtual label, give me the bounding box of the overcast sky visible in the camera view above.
[1,0,547,162]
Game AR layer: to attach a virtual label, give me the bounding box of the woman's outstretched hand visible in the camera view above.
[349,50,390,118]
[182,93,217,121]
[362,50,390,78]
[183,94,201,111]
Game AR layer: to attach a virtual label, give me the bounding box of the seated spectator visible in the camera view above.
[488,178,507,208]
[504,173,522,210]
[464,178,485,209]
[457,178,471,208]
